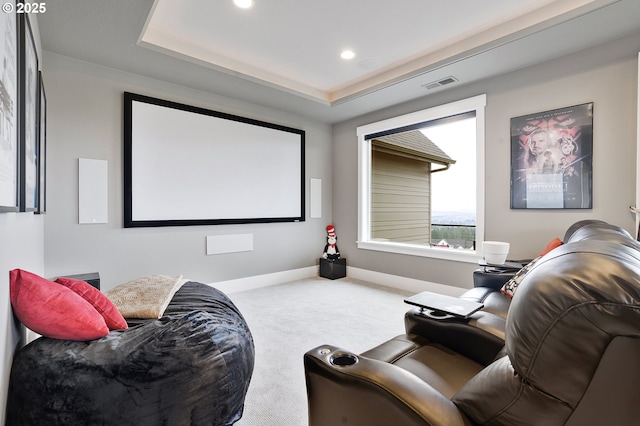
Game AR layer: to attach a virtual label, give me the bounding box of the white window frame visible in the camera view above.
[356,94,486,263]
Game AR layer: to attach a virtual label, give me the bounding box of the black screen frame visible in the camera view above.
[123,92,305,228]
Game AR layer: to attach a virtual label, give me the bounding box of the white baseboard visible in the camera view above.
[346,266,468,296]
[209,265,467,296]
[210,266,317,294]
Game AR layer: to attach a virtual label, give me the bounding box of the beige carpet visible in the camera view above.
[228,277,413,426]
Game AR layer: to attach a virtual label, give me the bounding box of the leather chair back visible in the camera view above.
[453,240,640,424]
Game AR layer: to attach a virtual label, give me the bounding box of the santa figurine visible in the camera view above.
[322,225,340,260]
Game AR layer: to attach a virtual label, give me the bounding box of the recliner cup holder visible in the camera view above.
[330,353,358,367]
[420,308,456,321]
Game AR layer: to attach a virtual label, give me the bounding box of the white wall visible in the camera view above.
[0,213,44,422]
[41,53,333,290]
[333,32,640,288]
[0,14,45,423]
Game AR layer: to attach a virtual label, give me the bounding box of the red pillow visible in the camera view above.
[55,277,128,330]
[538,237,563,256]
[500,238,565,298]
[9,269,109,341]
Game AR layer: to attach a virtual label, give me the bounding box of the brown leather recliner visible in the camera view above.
[304,221,640,425]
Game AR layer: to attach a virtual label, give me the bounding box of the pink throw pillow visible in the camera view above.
[9,269,109,341]
[55,277,128,330]
[538,237,563,256]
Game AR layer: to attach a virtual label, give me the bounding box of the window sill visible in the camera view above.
[357,240,481,263]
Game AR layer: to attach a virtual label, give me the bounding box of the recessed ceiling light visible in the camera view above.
[341,49,356,60]
[234,0,253,9]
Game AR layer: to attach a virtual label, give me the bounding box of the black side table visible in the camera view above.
[319,258,346,280]
[57,272,101,290]
[473,261,522,290]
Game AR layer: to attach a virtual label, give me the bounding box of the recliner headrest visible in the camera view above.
[506,240,640,406]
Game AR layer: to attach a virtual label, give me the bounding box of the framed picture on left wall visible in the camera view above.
[19,12,39,212]
[0,3,19,212]
[36,70,46,214]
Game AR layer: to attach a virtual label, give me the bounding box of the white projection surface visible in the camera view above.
[124,93,305,227]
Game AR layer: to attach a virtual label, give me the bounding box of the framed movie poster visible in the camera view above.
[0,2,18,212]
[510,103,593,209]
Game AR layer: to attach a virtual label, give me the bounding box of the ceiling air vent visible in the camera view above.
[422,76,458,90]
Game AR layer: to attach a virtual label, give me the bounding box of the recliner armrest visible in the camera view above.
[404,308,505,365]
[304,345,472,426]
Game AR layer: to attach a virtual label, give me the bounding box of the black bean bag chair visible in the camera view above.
[7,281,254,426]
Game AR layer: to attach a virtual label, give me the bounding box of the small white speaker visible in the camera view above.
[78,158,108,224]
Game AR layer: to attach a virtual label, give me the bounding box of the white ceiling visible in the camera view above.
[37,0,640,123]
[140,0,566,103]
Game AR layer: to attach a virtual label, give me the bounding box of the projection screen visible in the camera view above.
[123,92,305,228]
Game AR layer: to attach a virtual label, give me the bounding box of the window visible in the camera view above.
[357,94,486,263]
